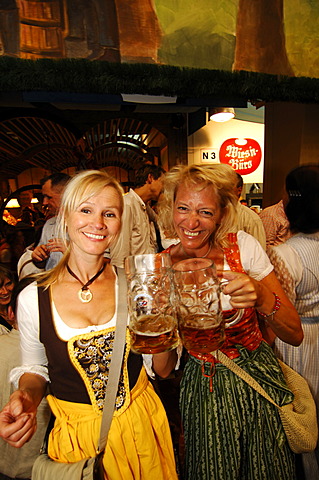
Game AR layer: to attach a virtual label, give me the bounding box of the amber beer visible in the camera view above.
[178,313,225,353]
[129,314,179,354]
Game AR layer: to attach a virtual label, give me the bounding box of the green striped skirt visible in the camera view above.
[180,341,296,480]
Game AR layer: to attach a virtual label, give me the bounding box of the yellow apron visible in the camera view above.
[47,368,178,480]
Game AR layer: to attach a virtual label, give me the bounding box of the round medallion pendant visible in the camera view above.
[78,288,93,303]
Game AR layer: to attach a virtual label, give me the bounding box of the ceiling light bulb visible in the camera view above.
[209,107,235,122]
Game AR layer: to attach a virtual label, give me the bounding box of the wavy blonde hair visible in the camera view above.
[37,169,124,288]
[158,163,238,249]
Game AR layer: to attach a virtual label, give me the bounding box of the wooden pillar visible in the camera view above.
[263,102,319,207]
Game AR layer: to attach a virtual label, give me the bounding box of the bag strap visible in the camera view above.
[216,350,279,408]
[97,267,128,453]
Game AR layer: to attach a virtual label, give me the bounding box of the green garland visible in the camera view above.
[1,56,319,103]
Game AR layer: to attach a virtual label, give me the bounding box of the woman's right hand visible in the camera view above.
[0,389,38,447]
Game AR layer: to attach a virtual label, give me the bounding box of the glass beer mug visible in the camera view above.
[125,253,179,354]
[172,257,225,353]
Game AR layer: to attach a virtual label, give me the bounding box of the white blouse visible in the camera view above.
[10,276,121,387]
[220,231,273,310]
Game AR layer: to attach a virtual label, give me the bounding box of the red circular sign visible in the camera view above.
[219,138,262,175]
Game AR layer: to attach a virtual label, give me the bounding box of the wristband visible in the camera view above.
[257,292,281,319]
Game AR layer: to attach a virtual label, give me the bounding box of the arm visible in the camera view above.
[267,246,297,304]
[31,243,50,266]
[31,219,62,267]
[0,373,47,448]
[222,269,303,346]
[0,284,49,447]
[152,350,178,378]
[31,222,50,267]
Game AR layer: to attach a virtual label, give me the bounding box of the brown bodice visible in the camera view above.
[38,286,142,409]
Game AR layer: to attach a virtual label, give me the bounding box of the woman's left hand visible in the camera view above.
[221,270,259,309]
[222,270,303,346]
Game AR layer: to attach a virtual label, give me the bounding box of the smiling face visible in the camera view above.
[0,276,14,308]
[66,186,122,258]
[173,182,223,256]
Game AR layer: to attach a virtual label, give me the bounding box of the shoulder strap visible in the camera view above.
[97,267,128,453]
[224,232,245,274]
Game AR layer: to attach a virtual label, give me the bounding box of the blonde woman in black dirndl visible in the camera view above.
[0,170,178,480]
[158,163,303,480]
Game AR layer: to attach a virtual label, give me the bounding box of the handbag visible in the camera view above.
[216,350,318,454]
[32,268,128,480]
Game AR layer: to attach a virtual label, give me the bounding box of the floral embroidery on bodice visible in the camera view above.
[68,328,131,415]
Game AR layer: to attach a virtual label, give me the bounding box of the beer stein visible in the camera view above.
[125,253,179,354]
[172,257,225,353]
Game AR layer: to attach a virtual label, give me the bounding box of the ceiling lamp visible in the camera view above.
[209,107,235,122]
[5,198,20,208]
[5,197,39,208]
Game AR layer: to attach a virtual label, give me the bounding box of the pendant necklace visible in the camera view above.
[66,263,106,303]
[180,242,212,259]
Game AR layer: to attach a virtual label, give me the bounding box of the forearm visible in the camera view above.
[18,373,47,409]
[254,273,303,346]
[152,350,178,378]
[0,373,47,448]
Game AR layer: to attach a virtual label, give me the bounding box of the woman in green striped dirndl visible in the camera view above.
[159,163,303,480]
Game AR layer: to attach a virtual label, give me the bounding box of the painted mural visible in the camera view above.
[1,0,319,79]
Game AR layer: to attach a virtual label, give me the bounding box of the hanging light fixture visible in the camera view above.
[5,196,39,208]
[5,198,20,208]
[209,107,235,122]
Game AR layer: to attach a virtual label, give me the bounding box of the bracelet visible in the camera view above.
[257,292,281,319]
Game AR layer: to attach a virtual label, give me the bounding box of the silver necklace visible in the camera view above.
[180,242,212,259]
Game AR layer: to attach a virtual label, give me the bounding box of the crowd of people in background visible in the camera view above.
[0,162,317,480]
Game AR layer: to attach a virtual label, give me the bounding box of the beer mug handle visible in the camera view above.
[220,279,244,327]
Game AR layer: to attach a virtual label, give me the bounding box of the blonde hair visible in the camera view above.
[38,170,124,287]
[158,163,238,248]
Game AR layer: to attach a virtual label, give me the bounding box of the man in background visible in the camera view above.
[234,173,266,250]
[110,164,164,268]
[259,199,291,248]
[30,172,70,271]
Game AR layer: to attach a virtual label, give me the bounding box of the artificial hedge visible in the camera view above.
[1,56,319,104]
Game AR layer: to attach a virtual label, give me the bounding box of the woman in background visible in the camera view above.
[0,266,16,333]
[268,164,319,480]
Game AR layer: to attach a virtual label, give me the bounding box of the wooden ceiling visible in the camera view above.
[0,113,168,179]
[0,102,172,181]
[0,87,249,182]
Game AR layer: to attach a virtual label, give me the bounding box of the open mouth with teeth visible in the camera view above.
[84,232,106,240]
[0,294,11,301]
[182,229,201,237]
